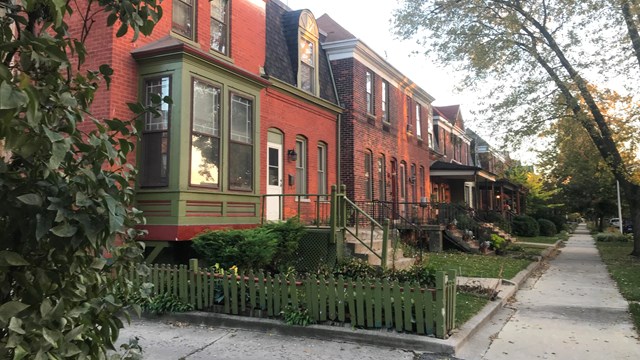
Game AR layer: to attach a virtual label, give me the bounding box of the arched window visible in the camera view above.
[296,136,307,195]
[364,150,373,200]
[317,142,327,197]
[377,154,386,201]
[298,11,319,95]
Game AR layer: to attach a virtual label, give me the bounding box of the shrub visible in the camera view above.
[489,234,507,251]
[145,293,194,315]
[262,217,306,271]
[192,228,278,271]
[333,258,383,279]
[391,264,437,286]
[595,233,630,242]
[537,218,557,236]
[512,215,540,237]
[456,213,478,232]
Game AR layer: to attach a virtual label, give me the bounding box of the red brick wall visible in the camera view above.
[70,0,267,167]
[331,58,432,203]
[261,87,338,217]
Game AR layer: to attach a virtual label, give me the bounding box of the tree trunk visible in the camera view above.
[620,180,640,256]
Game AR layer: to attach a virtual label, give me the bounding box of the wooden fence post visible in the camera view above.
[188,259,198,307]
[447,269,457,331]
[435,271,446,339]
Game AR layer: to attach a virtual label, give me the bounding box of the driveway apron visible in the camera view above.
[482,224,640,359]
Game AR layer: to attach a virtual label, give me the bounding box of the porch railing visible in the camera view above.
[261,185,390,270]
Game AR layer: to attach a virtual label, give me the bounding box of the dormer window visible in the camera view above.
[298,11,319,95]
[300,39,315,92]
[210,0,229,54]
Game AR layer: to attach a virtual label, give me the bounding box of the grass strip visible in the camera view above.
[424,252,532,279]
[517,235,561,244]
[596,241,640,334]
[455,292,490,326]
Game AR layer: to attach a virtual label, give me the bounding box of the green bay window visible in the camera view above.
[190,78,220,187]
[141,76,171,187]
[229,94,254,191]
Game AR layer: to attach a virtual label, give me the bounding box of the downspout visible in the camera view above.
[326,51,342,187]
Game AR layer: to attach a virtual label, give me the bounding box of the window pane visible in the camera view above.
[144,77,170,131]
[296,139,306,194]
[229,143,253,191]
[300,39,314,65]
[193,80,220,136]
[210,0,227,21]
[172,0,193,38]
[366,72,373,114]
[416,104,422,137]
[268,147,279,186]
[141,132,169,186]
[210,19,228,53]
[299,37,315,93]
[378,157,386,201]
[317,145,326,196]
[300,63,314,92]
[190,134,220,187]
[230,95,253,144]
[364,152,372,200]
[381,81,387,121]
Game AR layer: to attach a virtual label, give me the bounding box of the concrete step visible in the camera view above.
[364,252,415,270]
[347,239,385,253]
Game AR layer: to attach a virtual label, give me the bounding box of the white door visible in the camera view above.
[266,143,283,221]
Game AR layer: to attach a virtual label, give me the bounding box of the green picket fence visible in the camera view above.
[120,259,457,338]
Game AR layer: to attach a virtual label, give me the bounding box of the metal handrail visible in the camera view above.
[261,193,331,227]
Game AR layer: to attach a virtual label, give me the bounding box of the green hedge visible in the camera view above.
[537,218,557,236]
[512,215,540,237]
[192,218,305,272]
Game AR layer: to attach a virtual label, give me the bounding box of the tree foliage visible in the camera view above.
[393,0,640,255]
[0,0,162,358]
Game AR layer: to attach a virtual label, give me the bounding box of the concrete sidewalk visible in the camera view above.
[480,224,640,359]
[118,244,555,358]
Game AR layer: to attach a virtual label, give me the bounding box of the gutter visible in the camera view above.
[325,50,343,186]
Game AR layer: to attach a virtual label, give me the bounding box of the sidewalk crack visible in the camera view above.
[179,330,233,359]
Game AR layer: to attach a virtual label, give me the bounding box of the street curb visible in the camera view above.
[144,240,563,355]
[159,311,455,353]
[445,239,562,353]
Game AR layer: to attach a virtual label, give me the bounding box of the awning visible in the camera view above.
[429,161,496,182]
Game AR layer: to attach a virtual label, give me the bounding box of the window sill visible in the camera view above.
[170,32,199,49]
[208,50,234,64]
[382,122,391,132]
[367,116,376,126]
[295,198,311,203]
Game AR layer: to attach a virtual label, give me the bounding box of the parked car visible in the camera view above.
[609,218,620,227]
[623,222,633,234]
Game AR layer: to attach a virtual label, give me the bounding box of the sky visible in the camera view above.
[283,0,525,159]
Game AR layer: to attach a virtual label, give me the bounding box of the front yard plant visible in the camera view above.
[192,217,305,272]
[0,1,162,358]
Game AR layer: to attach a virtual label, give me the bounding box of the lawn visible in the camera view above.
[517,234,564,244]
[596,240,640,333]
[423,252,532,279]
[456,292,490,326]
